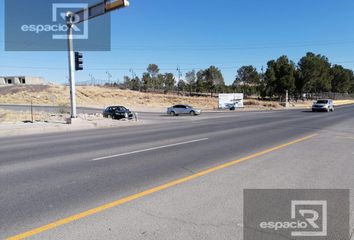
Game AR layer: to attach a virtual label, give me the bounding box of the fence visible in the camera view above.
[304,92,354,100]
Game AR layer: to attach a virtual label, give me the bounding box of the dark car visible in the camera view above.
[103,106,134,120]
[225,103,236,111]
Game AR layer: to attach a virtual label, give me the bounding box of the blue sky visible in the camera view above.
[1,0,354,84]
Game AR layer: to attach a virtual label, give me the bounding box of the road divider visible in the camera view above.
[92,138,209,161]
[6,134,318,240]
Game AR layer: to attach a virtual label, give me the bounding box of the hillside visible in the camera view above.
[0,85,218,111]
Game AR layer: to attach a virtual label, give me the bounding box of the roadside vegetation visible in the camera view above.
[118,52,354,101]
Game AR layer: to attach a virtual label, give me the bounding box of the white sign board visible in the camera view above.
[219,93,244,109]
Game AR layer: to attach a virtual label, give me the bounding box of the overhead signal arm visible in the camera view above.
[105,0,130,12]
[74,0,129,23]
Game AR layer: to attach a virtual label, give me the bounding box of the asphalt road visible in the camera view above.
[1,105,353,239]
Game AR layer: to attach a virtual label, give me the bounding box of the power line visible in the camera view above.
[2,39,354,51]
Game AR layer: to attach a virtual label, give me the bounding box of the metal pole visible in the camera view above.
[30,98,34,123]
[67,13,77,119]
[285,90,289,108]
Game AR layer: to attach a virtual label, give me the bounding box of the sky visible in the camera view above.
[1,0,354,85]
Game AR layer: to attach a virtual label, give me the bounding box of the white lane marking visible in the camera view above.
[92,138,209,161]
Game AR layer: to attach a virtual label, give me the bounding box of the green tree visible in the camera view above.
[233,65,260,96]
[350,74,354,93]
[130,76,141,91]
[147,64,160,90]
[156,74,165,90]
[163,73,175,92]
[177,80,186,93]
[202,66,225,96]
[196,70,206,93]
[142,72,152,91]
[123,76,131,89]
[265,56,296,98]
[297,52,332,94]
[330,65,353,93]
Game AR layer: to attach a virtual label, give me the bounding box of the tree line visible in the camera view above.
[120,52,354,99]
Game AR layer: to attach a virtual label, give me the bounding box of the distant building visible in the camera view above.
[0,76,46,86]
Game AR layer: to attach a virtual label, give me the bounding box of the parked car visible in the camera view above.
[225,103,236,111]
[167,105,201,116]
[312,99,335,112]
[103,106,134,119]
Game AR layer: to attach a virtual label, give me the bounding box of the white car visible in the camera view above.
[167,105,201,116]
[312,99,335,112]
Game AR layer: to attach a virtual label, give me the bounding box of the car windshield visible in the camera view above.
[316,100,328,104]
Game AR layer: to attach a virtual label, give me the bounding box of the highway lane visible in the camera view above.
[1,105,353,239]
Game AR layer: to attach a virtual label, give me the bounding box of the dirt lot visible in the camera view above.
[0,108,62,123]
[0,108,141,137]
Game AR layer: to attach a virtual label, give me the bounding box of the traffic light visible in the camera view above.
[75,52,83,71]
[105,0,129,12]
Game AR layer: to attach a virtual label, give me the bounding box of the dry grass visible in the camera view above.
[0,85,218,110]
[244,99,281,109]
[0,109,53,122]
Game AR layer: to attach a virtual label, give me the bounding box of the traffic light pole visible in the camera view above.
[67,13,77,119]
[64,1,129,123]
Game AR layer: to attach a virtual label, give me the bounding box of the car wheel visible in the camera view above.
[170,111,176,116]
[312,109,315,112]
[190,111,196,116]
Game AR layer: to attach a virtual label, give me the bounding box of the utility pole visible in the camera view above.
[89,74,96,85]
[176,66,182,94]
[30,98,34,123]
[129,68,135,79]
[176,66,182,82]
[106,71,112,85]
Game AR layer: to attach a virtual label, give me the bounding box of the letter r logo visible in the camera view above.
[291,200,327,237]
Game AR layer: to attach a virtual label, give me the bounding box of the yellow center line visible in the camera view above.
[6,133,318,240]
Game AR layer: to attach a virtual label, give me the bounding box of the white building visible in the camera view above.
[0,76,46,86]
